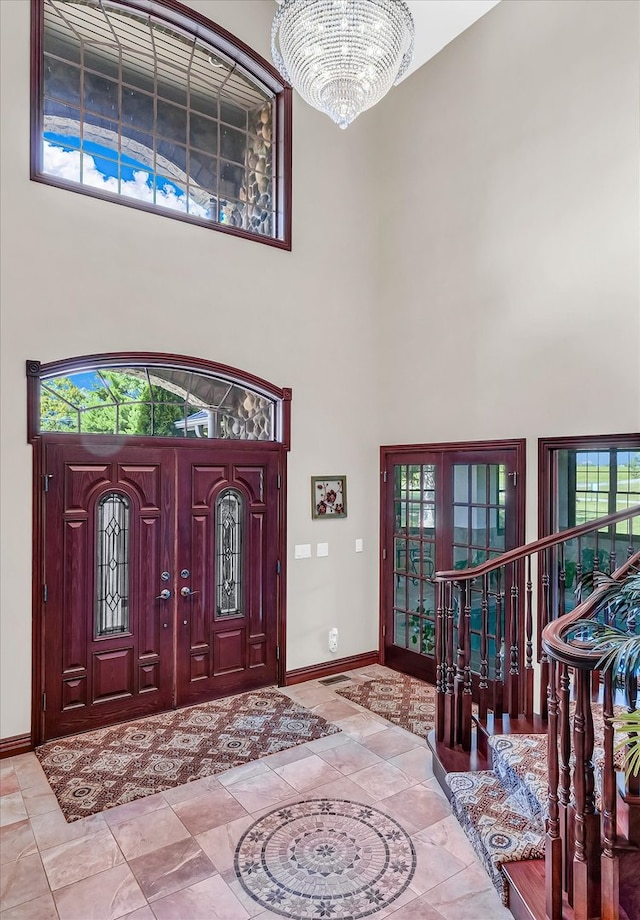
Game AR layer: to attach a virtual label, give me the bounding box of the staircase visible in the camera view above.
[427,506,640,919]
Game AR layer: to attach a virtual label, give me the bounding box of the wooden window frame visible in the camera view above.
[30,0,293,250]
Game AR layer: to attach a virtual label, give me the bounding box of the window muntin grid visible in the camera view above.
[39,365,277,440]
[36,0,284,241]
[215,489,243,619]
[96,492,130,637]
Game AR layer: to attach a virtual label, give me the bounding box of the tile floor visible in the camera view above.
[0,666,511,920]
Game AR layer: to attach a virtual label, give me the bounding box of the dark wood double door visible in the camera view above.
[41,438,281,742]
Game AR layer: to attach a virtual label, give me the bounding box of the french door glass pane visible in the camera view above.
[392,463,436,656]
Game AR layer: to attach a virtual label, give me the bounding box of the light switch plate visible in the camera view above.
[294,544,311,559]
[317,542,329,557]
[355,538,363,553]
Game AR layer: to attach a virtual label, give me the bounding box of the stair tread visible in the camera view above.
[446,770,544,906]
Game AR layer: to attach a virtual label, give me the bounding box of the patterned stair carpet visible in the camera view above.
[36,688,340,823]
[446,701,628,908]
[446,770,545,905]
[334,674,437,738]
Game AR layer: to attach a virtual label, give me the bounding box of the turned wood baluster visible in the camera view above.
[601,670,619,920]
[436,580,445,743]
[479,574,489,722]
[540,548,551,719]
[462,579,473,752]
[524,554,534,719]
[508,567,520,718]
[454,581,468,748]
[558,543,567,616]
[573,670,600,920]
[494,568,504,719]
[546,659,563,920]
[558,664,572,896]
[444,581,456,748]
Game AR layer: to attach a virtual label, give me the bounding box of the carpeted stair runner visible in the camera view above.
[446,769,545,905]
[446,701,627,907]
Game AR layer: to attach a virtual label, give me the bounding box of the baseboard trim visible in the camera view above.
[0,733,33,759]
[285,651,379,686]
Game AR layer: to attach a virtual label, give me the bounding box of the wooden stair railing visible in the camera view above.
[542,552,640,920]
[433,505,640,756]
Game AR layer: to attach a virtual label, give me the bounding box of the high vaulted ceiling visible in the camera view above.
[403,0,500,80]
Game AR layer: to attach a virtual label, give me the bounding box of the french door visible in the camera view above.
[381,442,525,686]
[41,438,281,741]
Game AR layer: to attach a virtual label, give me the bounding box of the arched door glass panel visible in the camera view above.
[39,365,278,440]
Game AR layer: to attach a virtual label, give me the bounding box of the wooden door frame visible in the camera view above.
[27,354,291,747]
[379,438,526,674]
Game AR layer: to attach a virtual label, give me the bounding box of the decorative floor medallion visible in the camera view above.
[235,798,416,919]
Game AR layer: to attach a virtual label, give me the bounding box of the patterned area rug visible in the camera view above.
[235,798,416,919]
[36,689,340,823]
[335,674,436,738]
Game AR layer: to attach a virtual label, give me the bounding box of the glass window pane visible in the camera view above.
[453,465,468,503]
[96,493,130,637]
[39,0,284,243]
[39,365,279,440]
[216,490,243,618]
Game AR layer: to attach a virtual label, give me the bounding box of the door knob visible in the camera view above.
[180,587,199,597]
[156,589,171,600]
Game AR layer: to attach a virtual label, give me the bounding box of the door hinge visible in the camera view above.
[507,471,518,487]
[382,548,387,560]
[277,474,281,489]
[43,584,48,603]
[276,646,280,661]
[43,474,52,492]
[382,624,386,638]
[382,470,388,483]
[276,560,281,575]
[42,692,46,712]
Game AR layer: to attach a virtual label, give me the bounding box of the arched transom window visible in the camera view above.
[38,362,283,441]
[32,0,292,247]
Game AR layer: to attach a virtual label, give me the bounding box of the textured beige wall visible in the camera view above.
[0,0,381,738]
[374,0,640,540]
[1,0,639,739]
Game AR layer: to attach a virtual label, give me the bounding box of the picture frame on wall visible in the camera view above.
[311,476,347,519]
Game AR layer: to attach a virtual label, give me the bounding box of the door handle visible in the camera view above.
[156,589,171,600]
[180,587,199,598]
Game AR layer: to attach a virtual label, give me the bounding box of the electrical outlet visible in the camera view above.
[328,628,338,652]
[355,538,363,553]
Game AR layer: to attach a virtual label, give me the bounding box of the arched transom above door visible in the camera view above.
[27,353,292,447]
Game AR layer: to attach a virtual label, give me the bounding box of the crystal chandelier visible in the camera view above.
[271,0,415,129]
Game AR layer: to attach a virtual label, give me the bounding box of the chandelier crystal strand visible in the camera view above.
[271,0,414,129]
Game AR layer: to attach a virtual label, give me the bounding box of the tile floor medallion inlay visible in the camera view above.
[234,798,416,919]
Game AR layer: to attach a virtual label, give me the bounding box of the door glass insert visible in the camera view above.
[95,492,130,637]
[392,463,436,654]
[215,489,244,618]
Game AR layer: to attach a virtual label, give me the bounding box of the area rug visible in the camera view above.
[335,674,436,738]
[36,689,341,822]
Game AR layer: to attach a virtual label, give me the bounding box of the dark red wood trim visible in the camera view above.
[0,734,33,760]
[538,432,640,539]
[26,353,292,450]
[276,448,288,685]
[381,437,528,456]
[30,0,292,250]
[284,651,379,686]
[31,438,45,746]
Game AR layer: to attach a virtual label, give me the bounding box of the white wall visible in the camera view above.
[0,0,382,738]
[374,0,640,541]
[1,0,639,740]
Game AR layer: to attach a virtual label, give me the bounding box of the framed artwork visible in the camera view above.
[311,476,347,519]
